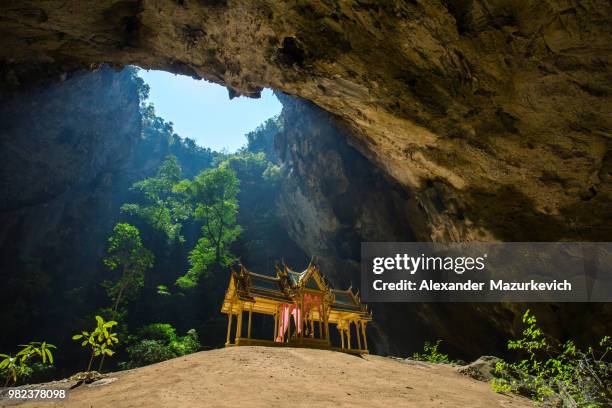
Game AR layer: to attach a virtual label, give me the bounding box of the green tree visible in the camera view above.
[121,155,189,242]
[244,115,282,161]
[72,316,118,372]
[103,223,154,319]
[175,165,241,288]
[225,151,281,185]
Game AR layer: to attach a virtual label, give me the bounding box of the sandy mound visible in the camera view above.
[4,347,531,407]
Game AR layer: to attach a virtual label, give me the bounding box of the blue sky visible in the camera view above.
[138,70,282,151]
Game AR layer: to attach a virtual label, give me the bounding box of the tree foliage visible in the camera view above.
[244,115,282,161]
[412,340,452,364]
[175,165,241,288]
[121,155,190,242]
[103,223,154,317]
[492,310,611,407]
[120,323,200,369]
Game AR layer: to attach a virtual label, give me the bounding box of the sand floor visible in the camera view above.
[2,346,532,408]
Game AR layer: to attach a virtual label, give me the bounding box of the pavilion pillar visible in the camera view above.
[356,320,362,351]
[225,312,233,346]
[346,323,352,350]
[299,296,304,341]
[273,306,279,341]
[318,319,322,339]
[247,304,253,339]
[287,307,292,341]
[324,304,330,345]
[361,321,368,351]
[236,306,243,340]
[340,325,345,349]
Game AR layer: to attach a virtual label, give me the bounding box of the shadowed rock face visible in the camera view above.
[273,94,612,358]
[1,0,610,242]
[275,93,418,285]
[0,67,142,348]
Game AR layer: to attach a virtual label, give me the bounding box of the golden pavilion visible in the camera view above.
[220,261,372,354]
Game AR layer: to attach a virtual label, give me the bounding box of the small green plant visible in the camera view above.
[156,284,171,296]
[412,340,451,364]
[0,341,56,386]
[0,354,26,386]
[72,316,119,372]
[491,310,611,407]
[16,341,56,365]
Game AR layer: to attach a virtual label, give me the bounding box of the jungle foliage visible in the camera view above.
[175,164,241,288]
[491,310,611,407]
[121,155,190,243]
[411,340,453,364]
[120,323,200,369]
[103,223,154,320]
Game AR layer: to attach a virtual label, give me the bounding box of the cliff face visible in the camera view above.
[275,93,418,284]
[274,95,611,358]
[0,66,142,348]
[1,0,610,242]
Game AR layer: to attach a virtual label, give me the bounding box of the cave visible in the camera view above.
[0,1,610,404]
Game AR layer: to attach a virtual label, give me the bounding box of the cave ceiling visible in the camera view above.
[1,0,610,241]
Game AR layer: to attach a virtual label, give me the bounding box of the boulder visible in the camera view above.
[458,356,502,382]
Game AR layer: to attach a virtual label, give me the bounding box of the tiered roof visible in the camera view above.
[221,261,371,322]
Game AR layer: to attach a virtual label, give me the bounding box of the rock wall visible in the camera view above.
[274,94,612,358]
[275,93,418,284]
[1,0,610,242]
[0,66,142,350]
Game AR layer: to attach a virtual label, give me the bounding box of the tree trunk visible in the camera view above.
[111,279,126,320]
[87,350,95,372]
[97,353,105,372]
[99,284,125,373]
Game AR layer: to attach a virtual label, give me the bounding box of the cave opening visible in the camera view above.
[0,63,313,378]
[136,68,282,152]
[0,58,430,376]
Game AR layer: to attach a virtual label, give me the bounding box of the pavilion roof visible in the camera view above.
[223,261,371,319]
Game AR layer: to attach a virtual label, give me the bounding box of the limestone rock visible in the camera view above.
[458,355,502,382]
[0,0,610,241]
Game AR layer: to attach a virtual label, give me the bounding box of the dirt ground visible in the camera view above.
[3,346,532,407]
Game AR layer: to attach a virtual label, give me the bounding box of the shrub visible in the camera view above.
[412,340,452,364]
[120,324,200,369]
[491,310,611,407]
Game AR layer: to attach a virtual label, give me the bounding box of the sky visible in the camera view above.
[138,70,282,152]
